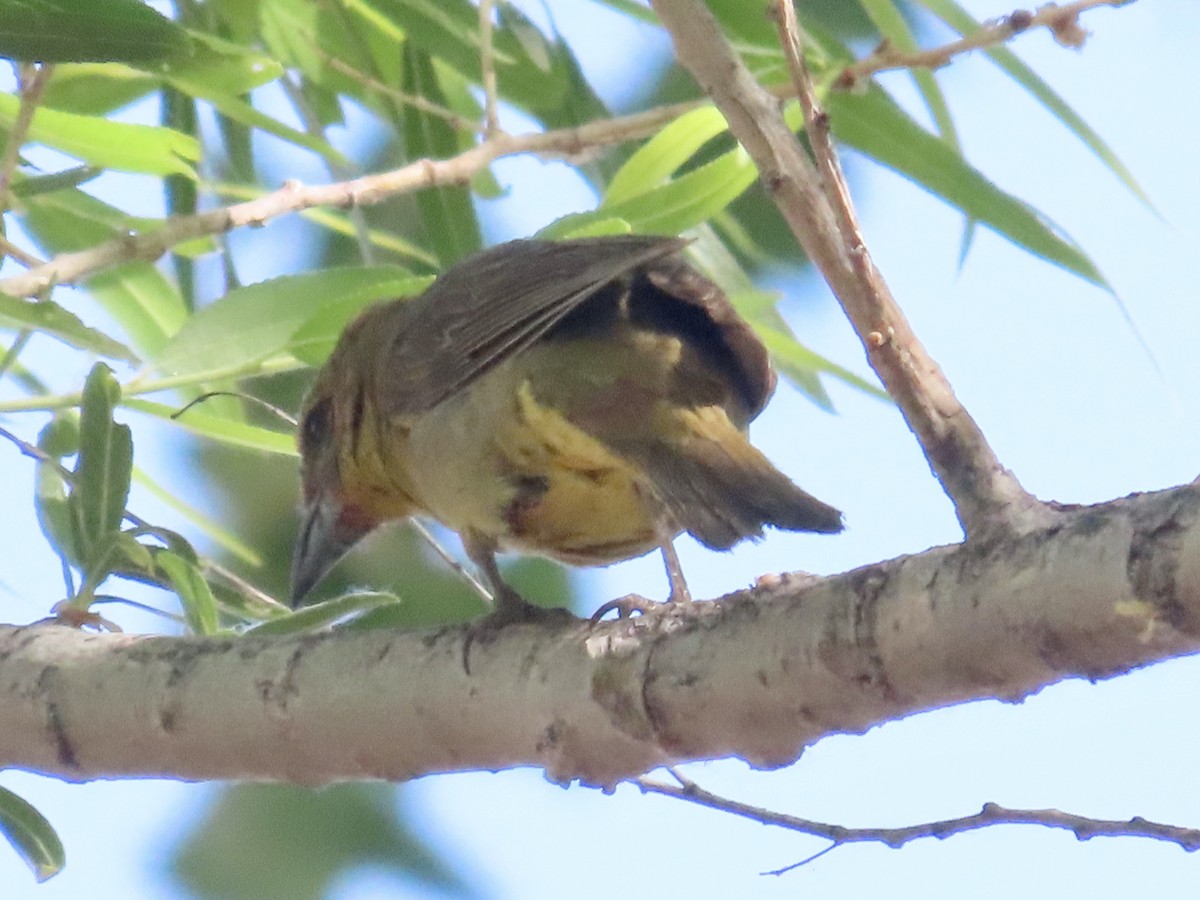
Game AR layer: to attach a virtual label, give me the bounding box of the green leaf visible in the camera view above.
[152,267,419,377]
[287,276,432,366]
[35,414,81,568]
[0,94,199,177]
[172,784,467,900]
[826,85,1106,287]
[917,0,1153,211]
[125,398,298,457]
[0,0,188,63]
[604,106,730,206]
[73,364,133,560]
[403,45,481,264]
[158,550,220,635]
[0,293,137,362]
[0,785,65,883]
[548,145,758,238]
[245,591,401,635]
[41,63,160,115]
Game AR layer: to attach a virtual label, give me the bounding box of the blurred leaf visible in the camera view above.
[152,267,417,378]
[158,550,220,635]
[403,46,481,265]
[35,414,81,568]
[0,94,199,177]
[21,188,188,354]
[0,293,137,362]
[41,63,159,115]
[172,784,471,900]
[827,85,1107,287]
[0,785,65,883]
[918,0,1153,211]
[73,364,133,562]
[287,276,431,366]
[246,591,401,635]
[0,0,188,63]
[132,466,263,567]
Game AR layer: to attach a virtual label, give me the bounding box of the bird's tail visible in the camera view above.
[619,408,843,550]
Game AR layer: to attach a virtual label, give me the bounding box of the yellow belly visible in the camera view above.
[405,374,660,566]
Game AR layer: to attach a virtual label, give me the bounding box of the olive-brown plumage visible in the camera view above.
[291,236,842,617]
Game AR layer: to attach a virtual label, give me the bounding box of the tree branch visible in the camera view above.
[2,483,1198,785]
[839,0,1138,89]
[652,0,1057,542]
[635,774,1200,860]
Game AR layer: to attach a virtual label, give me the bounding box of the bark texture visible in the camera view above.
[2,484,1198,787]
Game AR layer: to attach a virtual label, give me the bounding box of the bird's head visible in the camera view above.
[290,307,402,605]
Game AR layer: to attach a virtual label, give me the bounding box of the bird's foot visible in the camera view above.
[462,594,577,674]
[589,593,663,623]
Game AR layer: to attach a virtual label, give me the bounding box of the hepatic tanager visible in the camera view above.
[290,235,842,620]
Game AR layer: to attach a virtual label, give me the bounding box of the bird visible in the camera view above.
[290,235,842,623]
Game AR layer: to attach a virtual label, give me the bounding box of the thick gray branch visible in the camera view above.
[1,485,1198,786]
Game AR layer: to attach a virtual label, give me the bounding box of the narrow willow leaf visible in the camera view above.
[125,399,297,457]
[547,218,634,240]
[557,146,757,236]
[158,550,221,635]
[0,0,187,64]
[74,364,133,561]
[42,63,159,115]
[827,86,1106,287]
[0,786,65,883]
[0,293,137,362]
[152,267,417,377]
[0,95,199,177]
[245,592,401,635]
[605,106,730,206]
[403,46,481,265]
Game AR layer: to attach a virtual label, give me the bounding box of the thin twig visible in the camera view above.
[0,62,53,215]
[408,519,494,604]
[0,99,700,301]
[0,234,44,268]
[479,0,501,136]
[839,0,1138,88]
[636,777,1200,857]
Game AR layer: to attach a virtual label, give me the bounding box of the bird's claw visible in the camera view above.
[589,593,663,624]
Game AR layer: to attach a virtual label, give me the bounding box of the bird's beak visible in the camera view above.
[290,495,372,605]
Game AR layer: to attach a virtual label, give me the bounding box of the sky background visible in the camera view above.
[3,0,1200,897]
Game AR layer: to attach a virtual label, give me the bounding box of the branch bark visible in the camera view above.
[3,484,1198,786]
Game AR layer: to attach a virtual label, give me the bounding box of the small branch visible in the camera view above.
[478,0,501,136]
[0,62,53,216]
[839,0,1138,89]
[651,0,1054,541]
[0,99,699,301]
[636,777,1200,859]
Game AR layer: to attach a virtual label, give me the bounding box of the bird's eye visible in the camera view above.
[300,398,333,450]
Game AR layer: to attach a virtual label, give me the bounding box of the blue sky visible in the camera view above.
[3,1,1199,898]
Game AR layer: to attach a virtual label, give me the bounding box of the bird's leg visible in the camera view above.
[462,531,575,625]
[460,532,575,675]
[591,496,691,622]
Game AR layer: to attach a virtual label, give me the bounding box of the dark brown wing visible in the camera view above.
[630,257,777,421]
[378,236,687,417]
